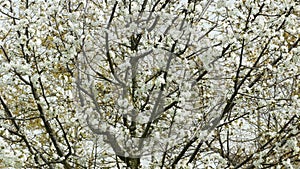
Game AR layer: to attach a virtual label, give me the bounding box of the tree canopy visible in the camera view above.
[0,0,299,168]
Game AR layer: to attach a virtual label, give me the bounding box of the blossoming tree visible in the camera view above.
[0,0,299,168]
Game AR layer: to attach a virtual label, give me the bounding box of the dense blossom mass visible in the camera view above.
[0,0,299,168]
